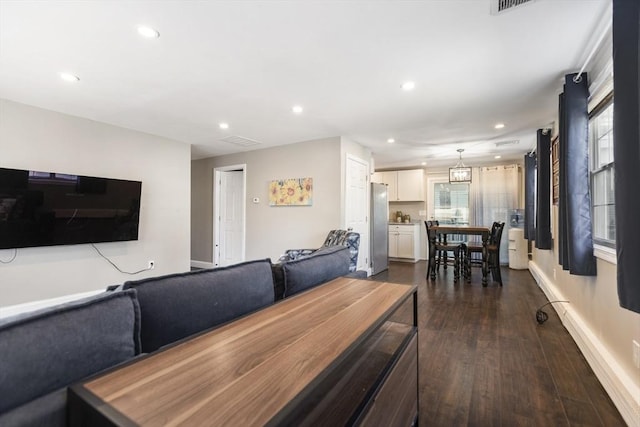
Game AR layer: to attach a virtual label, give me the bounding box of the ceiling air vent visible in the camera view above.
[494,140,520,147]
[220,135,261,147]
[490,0,535,15]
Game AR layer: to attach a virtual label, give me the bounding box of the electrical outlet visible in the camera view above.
[148,260,155,270]
[633,340,640,369]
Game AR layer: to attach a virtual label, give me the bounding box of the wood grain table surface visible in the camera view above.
[432,225,491,235]
[70,277,416,426]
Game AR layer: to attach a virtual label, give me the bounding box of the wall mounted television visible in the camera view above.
[0,167,142,250]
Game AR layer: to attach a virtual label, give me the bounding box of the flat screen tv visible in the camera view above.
[0,167,142,250]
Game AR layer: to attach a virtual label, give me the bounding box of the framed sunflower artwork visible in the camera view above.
[269,177,313,206]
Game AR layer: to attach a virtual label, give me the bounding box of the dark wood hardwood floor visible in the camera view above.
[370,261,626,427]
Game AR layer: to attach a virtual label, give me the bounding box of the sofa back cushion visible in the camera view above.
[282,246,350,297]
[271,263,286,301]
[0,290,141,421]
[123,259,275,353]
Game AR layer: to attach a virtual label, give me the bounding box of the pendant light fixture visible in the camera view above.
[449,149,472,183]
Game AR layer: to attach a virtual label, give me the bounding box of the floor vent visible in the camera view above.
[490,0,535,15]
[220,135,261,147]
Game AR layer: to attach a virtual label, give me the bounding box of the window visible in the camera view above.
[28,171,78,185]
[589,98,615,247]
[434,183,469,225]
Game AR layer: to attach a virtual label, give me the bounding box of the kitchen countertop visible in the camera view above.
[388,221,420,225]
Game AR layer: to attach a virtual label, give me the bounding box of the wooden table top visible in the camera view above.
[432,225,490,234]
[71,277,416,426]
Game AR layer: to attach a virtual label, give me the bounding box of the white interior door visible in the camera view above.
[215,168,245,267]
[345,155,369,273]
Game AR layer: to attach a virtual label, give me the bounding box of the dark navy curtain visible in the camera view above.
[613,0,640,313]
[535,130,552,249]
[524,153,536,240]
[558,73,597,276]
[558,93,569,269]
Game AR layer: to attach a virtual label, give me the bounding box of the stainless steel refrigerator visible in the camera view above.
[370,182,389,275]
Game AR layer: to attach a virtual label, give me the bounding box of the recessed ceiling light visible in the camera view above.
[421,161,427,166]
[495,155,502,159]
[401,81,415,91]
[59,72,80,82]
[494,123,505,129]
[292,105,303,114]
[219,122,229,130]
[387,138,395,144]
[137,26,160,38]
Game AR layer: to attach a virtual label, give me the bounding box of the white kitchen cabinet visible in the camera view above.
[397,170,424,201]
[388,223,420,262]
[372,171,398,201]
[371,172,384,184]
[372,170,423,202]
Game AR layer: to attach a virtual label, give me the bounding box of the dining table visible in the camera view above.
[428,225,492,286]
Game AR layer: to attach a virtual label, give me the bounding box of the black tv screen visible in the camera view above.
[0,167,142,250]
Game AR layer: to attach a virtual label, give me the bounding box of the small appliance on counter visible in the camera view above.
[393,211,411,223]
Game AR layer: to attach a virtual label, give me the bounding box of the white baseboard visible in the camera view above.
[190,260,215,269]
[388,257,419,263]
[0,289,104,319]
[529,261,640,427]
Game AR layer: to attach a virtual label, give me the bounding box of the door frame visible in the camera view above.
[426,173,449,220]
[344,153,370,274]
[213,164,247,267]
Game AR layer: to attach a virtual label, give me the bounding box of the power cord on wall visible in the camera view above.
[0,245,152,274]
[0,248,18,264]
[535,300,570,324]
[91,244,153,275]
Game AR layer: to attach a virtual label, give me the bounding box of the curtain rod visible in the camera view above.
[573,19,612,83]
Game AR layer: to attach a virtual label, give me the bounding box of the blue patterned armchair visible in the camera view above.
[279,229,361,272]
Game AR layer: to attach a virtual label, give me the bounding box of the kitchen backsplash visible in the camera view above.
[389,202,425,223]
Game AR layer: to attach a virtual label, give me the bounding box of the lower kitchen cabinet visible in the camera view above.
[389,223,420,262]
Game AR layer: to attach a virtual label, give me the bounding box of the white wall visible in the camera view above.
[191,137,343,263]
[191,136,373,264]
[0,99,191,307]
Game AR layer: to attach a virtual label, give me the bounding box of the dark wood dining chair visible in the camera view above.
[487,222,505,286]
[425,220,440,272]
[426,220,466,270]
[425,221,464,282]
[463,221,505,286]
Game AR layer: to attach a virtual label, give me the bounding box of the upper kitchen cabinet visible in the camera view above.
[372,171,397,201]
[372,169,424,202]
[397,169,424,201]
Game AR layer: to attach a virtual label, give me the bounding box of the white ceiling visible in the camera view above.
[0,0,608,169]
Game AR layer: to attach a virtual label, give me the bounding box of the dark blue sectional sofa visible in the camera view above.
[273,245,358,299]
[0,290,141,426]
[0,246,363,426]
[122,258,276,353]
